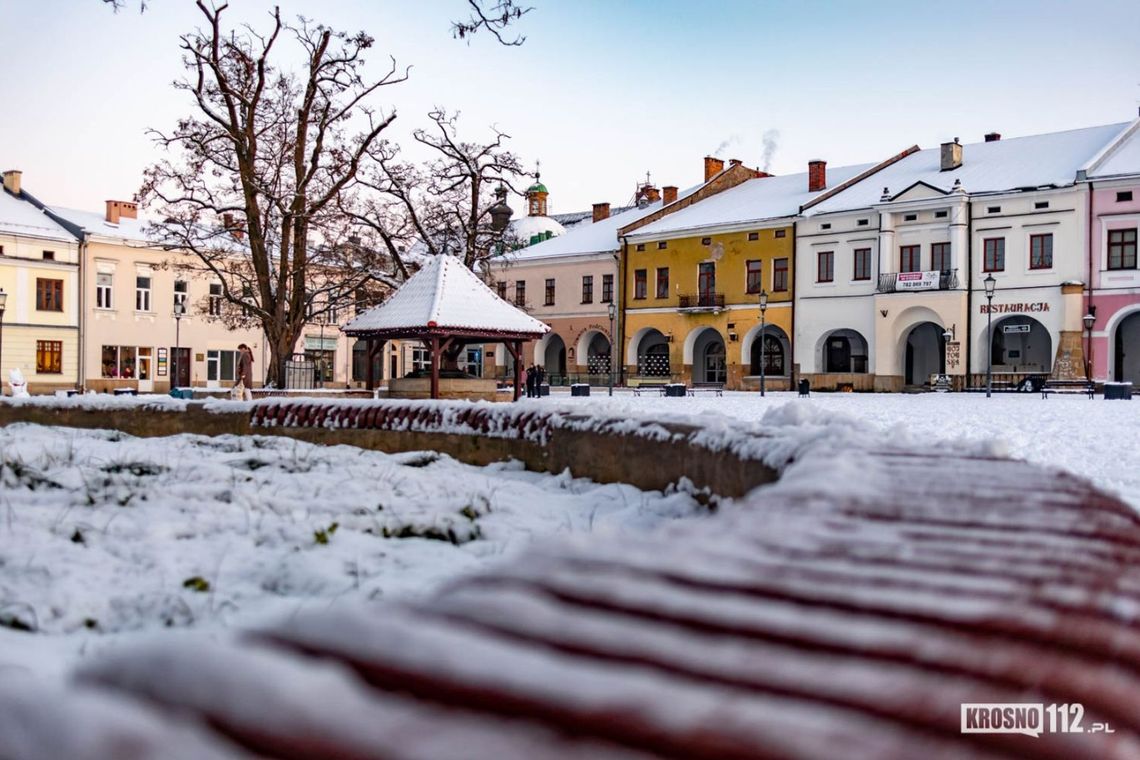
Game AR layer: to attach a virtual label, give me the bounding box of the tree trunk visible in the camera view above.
[264,327,302,389]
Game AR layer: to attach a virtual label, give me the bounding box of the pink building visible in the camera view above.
[1079,116,1140,384]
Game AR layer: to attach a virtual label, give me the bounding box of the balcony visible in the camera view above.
[876,269,959,294]
[678,293,725,312]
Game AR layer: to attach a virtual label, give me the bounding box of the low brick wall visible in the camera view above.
[0,399,777,498]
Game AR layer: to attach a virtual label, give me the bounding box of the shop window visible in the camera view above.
[36,340,62,374]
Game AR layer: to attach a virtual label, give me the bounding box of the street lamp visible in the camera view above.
[0,290,7,390]
[758,289,769,397]
[984,273,996,398]
[1080,309,1098,380]
[173,300,185,390]
[607,301,617,397]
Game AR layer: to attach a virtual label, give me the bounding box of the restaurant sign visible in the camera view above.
[979,302,1051,314]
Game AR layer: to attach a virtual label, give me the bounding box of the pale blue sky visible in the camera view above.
[1,0,1138,215]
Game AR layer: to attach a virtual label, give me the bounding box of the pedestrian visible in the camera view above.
[235,343,254,401]
[536,364,546,397]
[527,364,538,398]
[519,364,528,400]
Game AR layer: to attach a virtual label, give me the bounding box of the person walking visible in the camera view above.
[518,364,528,400]
[235,343,254,401]
[526,364,537,398]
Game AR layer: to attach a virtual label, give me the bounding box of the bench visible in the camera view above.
[1041,380,1095,399]
[688,382,725,397]
[631,384,667,396]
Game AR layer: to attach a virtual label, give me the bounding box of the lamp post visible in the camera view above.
[607,301,616,397]
[984,273,996,398]
[173,300,185,390]
[0,290,7,389]
[758,289,769,397]
[1080,309,1098,380]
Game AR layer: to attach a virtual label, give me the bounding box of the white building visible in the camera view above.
[797,124,1127,391]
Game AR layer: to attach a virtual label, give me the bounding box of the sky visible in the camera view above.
[1,0,1139,217]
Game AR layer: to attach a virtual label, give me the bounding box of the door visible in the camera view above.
[827,338,851,373]
[137,347,154,392]
[698,262,716,306]
[170,347,191,388]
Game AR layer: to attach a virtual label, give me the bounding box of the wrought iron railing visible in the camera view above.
[876,269,958,293]
[677,293,725,309]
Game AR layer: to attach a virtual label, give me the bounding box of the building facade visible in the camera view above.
[0,170,81,393]
[1079,117,1140,386]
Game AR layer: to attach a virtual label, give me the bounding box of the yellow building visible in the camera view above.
[0,170,80,393]
[619,162,846,390]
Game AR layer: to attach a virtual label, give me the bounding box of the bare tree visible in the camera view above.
[139,2,407,386]
[451,0,533,45]
[355,109,525,274]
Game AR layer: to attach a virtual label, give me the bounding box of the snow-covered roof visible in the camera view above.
[807,123,1129,216]
[1082,119,1140,179]
[0,191,77,243]
[510,214,566,245]
[501,188,701,263]
[49,205,158,245]
[630,164,875,238]
[344,254,549,336]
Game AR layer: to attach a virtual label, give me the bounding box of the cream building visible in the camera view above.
[0,170,80,393]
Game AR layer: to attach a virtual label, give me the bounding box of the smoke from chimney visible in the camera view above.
[761,129,780,173]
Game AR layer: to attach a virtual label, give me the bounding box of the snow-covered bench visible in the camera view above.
[4,406,1140,759]
[1041,380,1095,399]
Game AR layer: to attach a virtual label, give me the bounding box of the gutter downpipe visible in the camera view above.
[964,202,974,390]
[617,238,628,386]
[1087,181,1095,382]
[77,235,86,391]
[790,219,797,389]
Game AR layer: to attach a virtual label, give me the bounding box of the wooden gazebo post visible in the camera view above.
[507,340,522,401]
[365,338,375,391]
[429,337,440,400]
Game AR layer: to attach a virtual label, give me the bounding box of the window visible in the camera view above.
[987,206,1001,214]
[934,210,948,219]
[36,340,62,374]
[857,218,870,226]
[241,285,253,317]
[774,229,786,238]
[701,237,711,246]
[208,283,223,316]
[635,243,646,252]
[1117,191,1133,203]
[1035,201,1050,210]
[1029,234,1053,269]
[900,245,921,273]
[931,242,951,272]
[206,349,239,382]
[514,280,526,306]
[773,258,789,292]
[821,223,831,230]
[582,275,593,303]
[817,251,834,283]
[1108,228,1138,270]
[853,248,872,280]
[748,232,759,241]
[746,260,763,294]
[903,213,917,222]
[601,274,614,303]
[0,245,4,255]
[983,238,1006,272]
[173,280,188,310]
[42,250,55,261]
[655,267,669,299]
[496,282,507,299]
[135,276,151,311]
[634,269,647,300]
[36,278,63,311]
[698,262,716,298]
[657,241,667,250]
[545,278,556,306]
[101,345,137,379]
[96,273,113,309]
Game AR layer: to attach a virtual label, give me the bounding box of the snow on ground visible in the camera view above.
[539,389,1140,509]
[0,424,703,681]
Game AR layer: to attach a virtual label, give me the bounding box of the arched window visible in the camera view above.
[750,335,785,375]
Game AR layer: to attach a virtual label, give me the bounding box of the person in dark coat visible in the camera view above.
[526,364,537,398]
[536,364,546,396]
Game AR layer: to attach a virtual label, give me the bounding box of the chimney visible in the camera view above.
[643,185,661,203]
[104,200,138,224]
[808,159,827,192]
[703,156,725,182]
[729,158,742,168]
[940,138,963,171]
[984,132,1001,142]
[2,170,21,195]
[592,202,610,222]
[662,185,678,205]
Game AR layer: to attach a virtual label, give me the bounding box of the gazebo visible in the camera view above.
[343,255,549,401]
